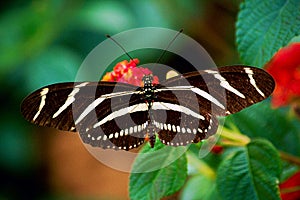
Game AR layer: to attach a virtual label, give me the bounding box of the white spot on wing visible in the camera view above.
[172,125,176,132]
[134,125,137,133]
[167,124,171,131]
[245,67,265,97]
[103,135,107,141]
[52,83,89,119]
[206,71,246,99]
[187,128,191,133]
[129,127,133,134]
[164,124,167,130]
[33,88,49,121]
[182,127,186,133]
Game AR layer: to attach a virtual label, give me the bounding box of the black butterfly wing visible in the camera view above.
[21,81,148,150]
[21,66,275,149]
[79,92,149,150]
[150,87,218,146]
[21,82,85,132]
[153,66,274,146]
[153,108,219,146]
[159,65,275,116]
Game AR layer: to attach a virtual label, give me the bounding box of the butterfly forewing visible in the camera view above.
[216,66,275,114]
[159,65,275,116]
[21,82,79,132]
[22,82,137,123]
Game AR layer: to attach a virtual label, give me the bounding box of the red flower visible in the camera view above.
[102,59,139,82]
[280,171,300,200]
[102,59,159,86]
[211,145,223,154]
[266,43,300,107]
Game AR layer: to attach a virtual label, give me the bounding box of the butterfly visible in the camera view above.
[21,64,275,150]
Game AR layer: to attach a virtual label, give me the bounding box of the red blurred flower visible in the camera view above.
[102,59,159,86]
[102,59,139,82]
[280,171,300,200]
[266,43,300,107]
[211,145,223,154]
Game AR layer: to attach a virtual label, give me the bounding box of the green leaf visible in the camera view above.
[129,140,188,200]
[180,175,221,200]
[217,139,281,200]
[225,102,300,156]
[236,0,300,67]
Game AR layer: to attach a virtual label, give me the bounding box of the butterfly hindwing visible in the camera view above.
[79,100,149,150]
[152,84,218,142]
[152,108,218,146]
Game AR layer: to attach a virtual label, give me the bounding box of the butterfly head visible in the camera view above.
[141,75,157,107]
[142,75,154,87]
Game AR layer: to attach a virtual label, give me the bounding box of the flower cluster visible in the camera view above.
[102,58,159,86]
[280,171,300,200]
[266,43,300,108]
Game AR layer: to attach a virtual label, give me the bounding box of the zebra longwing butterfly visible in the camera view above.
[21,64,275,150]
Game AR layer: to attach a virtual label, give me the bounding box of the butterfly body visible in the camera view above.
[21,65,275,150]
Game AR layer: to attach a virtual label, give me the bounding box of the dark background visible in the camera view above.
[0,0,242,199]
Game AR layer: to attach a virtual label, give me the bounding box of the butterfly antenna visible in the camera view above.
[106,34,137,65]
[156,29,183,64]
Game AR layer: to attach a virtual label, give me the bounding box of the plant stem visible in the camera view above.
[186,151,215,179]
[279,151,300,166]
[218,127,251,146]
